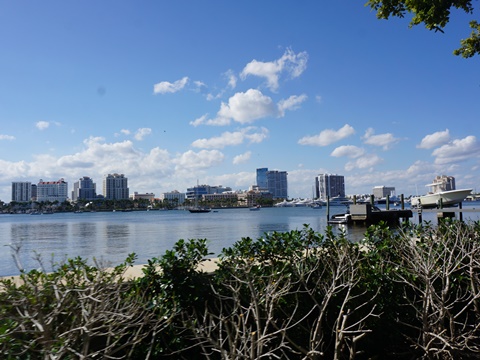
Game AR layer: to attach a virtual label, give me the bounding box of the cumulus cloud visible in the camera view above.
[233,151,252,165]
[225,69,237,89]
[36,121,50,130]
[191,127,268,149]
[345,154,383,171]
[153,76,189,94]
[134,128,152,141]
[0,134,15,140]
[417,129,450,149]
[173,149,225,171]
[331,145,365,158]
[277,94,307,117]
[240,48,308,92]
[217,89,276,124]
[362,128,399,150]
[432,136,480,165]
[298,124,355,147]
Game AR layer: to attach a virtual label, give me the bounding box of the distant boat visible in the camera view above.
[188,207,211,213]
[326,196,351,206]
[249,205,261,211]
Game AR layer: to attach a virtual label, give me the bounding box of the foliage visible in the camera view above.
[2,221,480,358]
[366,0,480,57]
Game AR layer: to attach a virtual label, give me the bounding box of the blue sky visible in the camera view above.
[0,1,479,201]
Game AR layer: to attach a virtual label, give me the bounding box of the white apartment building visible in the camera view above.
[11,182,32,202]
[37,179,68,203]
[103,173,129,200]
[160,190,185,205]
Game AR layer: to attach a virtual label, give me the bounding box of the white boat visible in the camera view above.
[411,188,472,208]
[274,200,295,207]
[249,205,261,211]
[326,196,352,206]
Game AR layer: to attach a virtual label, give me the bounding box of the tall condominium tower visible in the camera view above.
[103,173,129,200]
[256,168,268,189]
[11,182,32,202]
[72,176,97,201]
[37,179,69,203]
[316,174,345,200]
[266,170,288,199]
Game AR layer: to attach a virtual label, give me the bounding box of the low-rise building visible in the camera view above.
[160,190,186,205]
[130,192,155,203]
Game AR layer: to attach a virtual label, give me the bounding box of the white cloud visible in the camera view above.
[217,89,277,124]
[191,127,268,149]
[345,154,383,171]
[173,149,225,171]
[134,128,152,141]
[36,121,50,130]
[233,151,252,165]
[153,76,189,94]
[0,134,15,140]
[432,136,480,165]
[362,128,399,150]
[417,129,450,149]
[330,145,365,158]
[298,124,355,147]
[277,94,307,117]
[225,69,237,89]
[240,48,308,91]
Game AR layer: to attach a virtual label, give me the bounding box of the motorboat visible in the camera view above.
[411,188,472,208]
[328,213,351,224]
[249,205,261,211]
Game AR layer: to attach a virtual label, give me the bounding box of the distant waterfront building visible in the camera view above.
[256,168,269,190]
[186,184,232,201]
[11,182,32,202]
[238,188,273,207]
[316,174,345,200]
[103,173,129,200]
[130,192,155,203]
[160,190,186,205]
[37,178,68,203]
[266,170,288,199]
[373,186,396,199]
[72,176,97,202]
[430,175,456,193]
[31,184,37,201]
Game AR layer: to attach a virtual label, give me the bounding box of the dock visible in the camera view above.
[345,204,412,225]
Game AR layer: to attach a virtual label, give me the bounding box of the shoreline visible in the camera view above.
[0,258,220,288]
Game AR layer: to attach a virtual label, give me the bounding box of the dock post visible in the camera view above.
[386,195,390,210]
[326,196,330,222]
[459,202,463,222]
[401,194,405,210]
[418,208,423,224]
[353,195,357,205]
[370,194,375,206]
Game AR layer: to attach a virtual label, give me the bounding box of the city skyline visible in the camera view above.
[1,2,479,202]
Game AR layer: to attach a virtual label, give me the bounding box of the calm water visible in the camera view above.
[1,204,479,277]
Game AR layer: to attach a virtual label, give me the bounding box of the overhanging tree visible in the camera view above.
[366,0,480,58]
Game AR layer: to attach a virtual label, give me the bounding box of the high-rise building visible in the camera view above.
[103,173,129,200]
[72,176,97,201]
[266,170,288,199]
[11,182,32,202]
[316,174,345,200]
[37,178,68,203]
[256,168,268,189]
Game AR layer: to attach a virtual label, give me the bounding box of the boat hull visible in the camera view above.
[411,189,472,208]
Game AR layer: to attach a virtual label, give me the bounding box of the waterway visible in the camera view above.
[1,203,479,277]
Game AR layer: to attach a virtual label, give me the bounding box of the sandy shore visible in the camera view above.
[1,258,220,287]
